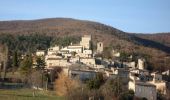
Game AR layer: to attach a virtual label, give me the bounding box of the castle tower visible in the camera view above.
[80,35,91,50]
[97,42,103,53]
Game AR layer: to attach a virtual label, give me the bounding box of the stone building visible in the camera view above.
[45,57,71,69]
[80,58,96,67]
[97,42,103,53]
[68,69,97,81]
[112,50,120,57]
[137,58,145,70]
[135,82,157,100]
[36,50,45,56]
[149,72,167,95]
[47,45,60,55]
[128,73,157,100]
[80,35,91,50]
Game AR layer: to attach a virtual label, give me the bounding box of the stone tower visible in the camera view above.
[80,35,91,50]
[97,42,103,53]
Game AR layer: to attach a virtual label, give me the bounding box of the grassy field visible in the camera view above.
[0,89,64,100]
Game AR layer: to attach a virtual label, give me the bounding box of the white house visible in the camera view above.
[112,50,120,57]
[83,50,92,58]
[61,45,83,54]
[36,50,45,56]
[80,58,96,67]
[47,45,60,55]
[130,69,149,76]
[45,58,71,69]
[123,61,136,69]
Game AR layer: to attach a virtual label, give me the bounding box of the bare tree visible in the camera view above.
[55,72,80,96]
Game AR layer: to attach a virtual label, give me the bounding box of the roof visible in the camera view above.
[37,50,45,52]
[151,71,161,74]
[80,57,95,59]
[46,58,67,60]
[68,45,82,49]
[136,82,156,87]
[83,35,91,37]
[60,50,69,52]
[70,69,97,73]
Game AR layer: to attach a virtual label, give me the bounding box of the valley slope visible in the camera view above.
[0,18,169,71]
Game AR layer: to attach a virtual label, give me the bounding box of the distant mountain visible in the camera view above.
[0,18,169,71]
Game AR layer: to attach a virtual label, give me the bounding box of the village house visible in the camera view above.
[128,73,157,100]
[135,82,157,100]
[80,58,96,67]
[112,50,120,57]
[123,61,136,69]
[45,58,71,69]
[36,50,45,56]
[61,45,83,54]
[111,67,129,78]
[47,45,60,55]
[68,69,97,81]
[149,72,167,95]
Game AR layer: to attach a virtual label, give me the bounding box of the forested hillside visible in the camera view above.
[135,33,170,47]
[0,18,169,71]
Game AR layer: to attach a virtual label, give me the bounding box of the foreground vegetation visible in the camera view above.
[0,88,63,100]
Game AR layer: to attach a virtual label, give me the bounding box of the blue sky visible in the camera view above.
[0,0,170,33]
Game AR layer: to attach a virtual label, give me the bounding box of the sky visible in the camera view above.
[0,0,170,33]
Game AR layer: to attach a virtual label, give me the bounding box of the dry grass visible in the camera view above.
[0,88,63,100]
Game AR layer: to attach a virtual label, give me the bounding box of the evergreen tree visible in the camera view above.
[1,45,9,80]
[12,50,19,72]
[35,56,45,70]
[19,54,33,76]
[35,56,46,88]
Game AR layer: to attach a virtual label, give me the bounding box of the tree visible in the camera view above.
[102,47,112,59]
[35,56,45,70]
[87,73,104,90]
[100,77,125,99]
[19,54,33,81]
[119,52,130,62]
[55,72,80,96]
[12,50,19,73]
[29,69,43,88]
[119,90,134,100]
[1,45,9,81]
[110,77,123,97]
[34,56,46,88]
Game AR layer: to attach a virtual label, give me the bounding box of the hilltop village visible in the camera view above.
[34,35,170,100]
